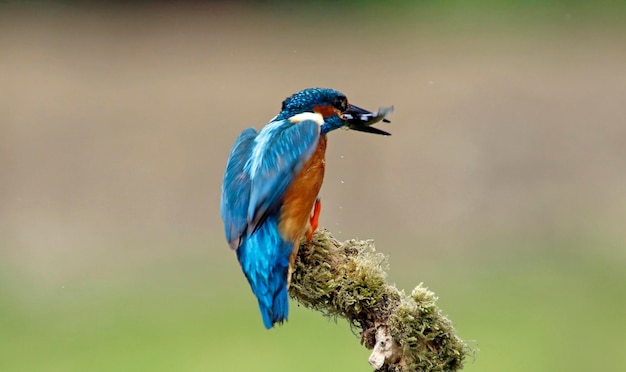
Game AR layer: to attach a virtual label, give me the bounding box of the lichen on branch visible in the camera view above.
[289,229,470,372]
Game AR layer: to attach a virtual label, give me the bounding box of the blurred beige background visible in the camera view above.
[1,2,625,371]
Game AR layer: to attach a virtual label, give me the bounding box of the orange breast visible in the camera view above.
[278,135,327,242]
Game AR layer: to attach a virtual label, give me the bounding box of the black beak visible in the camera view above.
[342,104,393,136]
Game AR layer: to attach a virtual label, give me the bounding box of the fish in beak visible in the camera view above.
[342,105,393,135]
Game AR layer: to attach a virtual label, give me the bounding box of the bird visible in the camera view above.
[220,88,391,329]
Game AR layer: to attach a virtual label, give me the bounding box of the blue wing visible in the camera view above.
[245,118,320,234]
[221,118,320,328]
[221,128,257,250]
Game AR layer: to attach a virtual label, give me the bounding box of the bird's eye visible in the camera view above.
[333,96,348,112]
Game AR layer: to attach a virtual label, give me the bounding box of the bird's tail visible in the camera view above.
[236,216,292,329]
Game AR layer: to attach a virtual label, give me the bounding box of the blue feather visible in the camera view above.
[220,128,257,250]
[245,119,320,233]
[236,215,292,329]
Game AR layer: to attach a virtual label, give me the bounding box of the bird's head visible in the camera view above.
[276,88,392,135]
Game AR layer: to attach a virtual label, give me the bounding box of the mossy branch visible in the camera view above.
[289,229,470,372]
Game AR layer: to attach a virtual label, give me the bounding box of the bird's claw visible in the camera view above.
[307,198,321,241]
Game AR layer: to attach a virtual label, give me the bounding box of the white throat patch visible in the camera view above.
[288,112,324,126]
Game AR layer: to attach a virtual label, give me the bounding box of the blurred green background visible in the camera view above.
[2,1,626,371]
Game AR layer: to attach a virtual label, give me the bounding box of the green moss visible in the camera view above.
[291,232,391,325]
[289,229,470,371]
[387,285,467,371]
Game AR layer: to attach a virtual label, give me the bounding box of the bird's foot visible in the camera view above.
[307,198,321,241]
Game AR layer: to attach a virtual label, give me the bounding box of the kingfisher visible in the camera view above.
[220,88,392,329]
